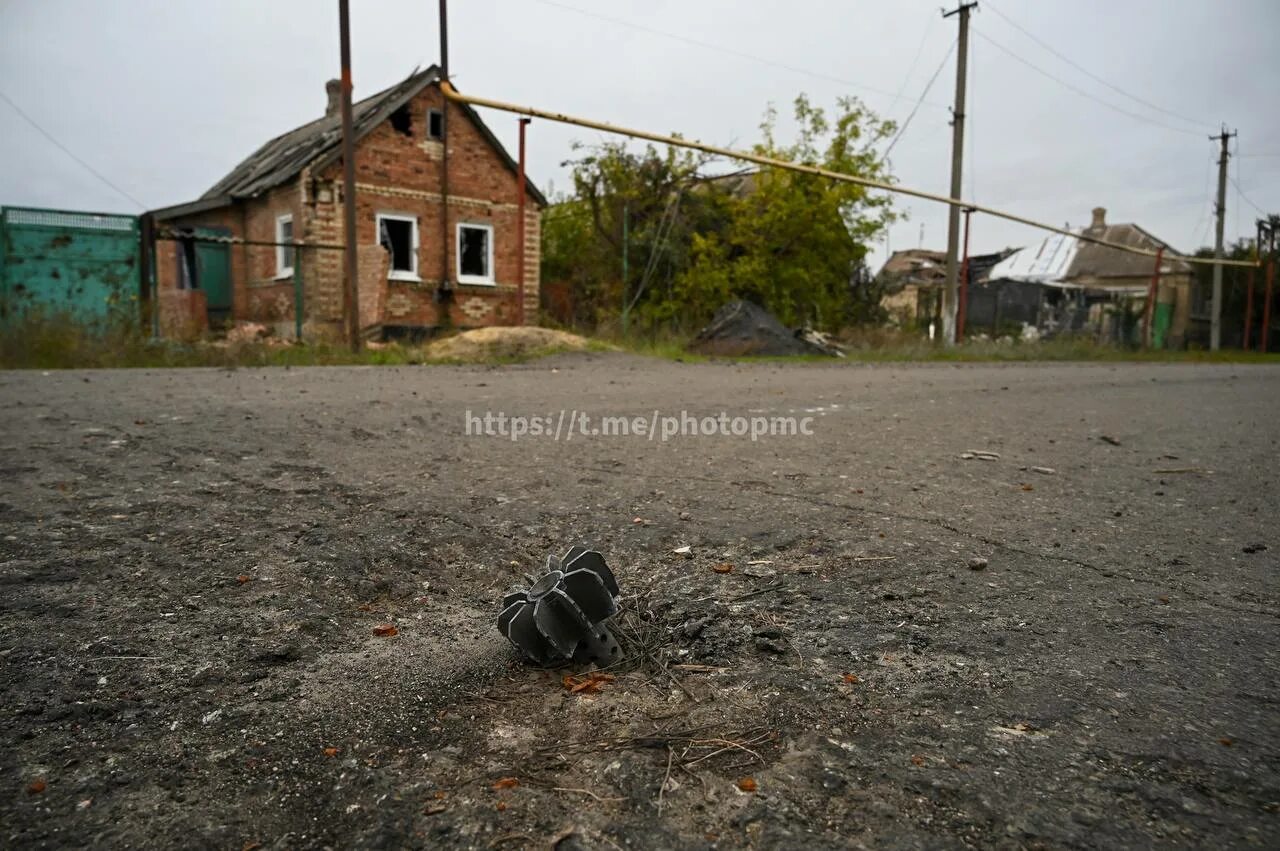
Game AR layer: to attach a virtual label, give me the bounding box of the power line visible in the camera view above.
[884,16,936,119]
[983,0,1213,132]
[525,0,949,112]
[973,30,1205,138]
[1230,175,1266,217]
[0,88,146,210]
[883,39,956,158]
[1189,145,1216,247]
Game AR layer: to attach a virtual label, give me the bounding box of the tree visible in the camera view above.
[540,94,897,331]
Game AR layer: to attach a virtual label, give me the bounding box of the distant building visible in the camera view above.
[149,67,545,339]
[876,248,946,326]
[875,247,1012,330]
[986,207,1192,345]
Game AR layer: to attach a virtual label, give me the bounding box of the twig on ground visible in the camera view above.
[732,582,785,602]
[656,747,675,814]
[552,787,625,803]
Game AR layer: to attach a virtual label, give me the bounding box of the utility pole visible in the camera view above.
[941,2,977,347]
[958,206,975,341]
[438,0,453,319]
[1209,126,1236,351]
[338,0,361,351]
[516,117,531,326]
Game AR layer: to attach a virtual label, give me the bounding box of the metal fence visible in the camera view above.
[0,206,141,325]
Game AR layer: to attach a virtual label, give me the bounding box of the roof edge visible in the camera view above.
[149,195,234,221]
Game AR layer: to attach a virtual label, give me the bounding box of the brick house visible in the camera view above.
[149,67,544,338]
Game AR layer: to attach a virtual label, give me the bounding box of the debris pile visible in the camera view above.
[688,300,844,357]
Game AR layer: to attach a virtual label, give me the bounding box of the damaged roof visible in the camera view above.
[875,249,947,290]
[155,67,543,219]
[990,221,1191,286]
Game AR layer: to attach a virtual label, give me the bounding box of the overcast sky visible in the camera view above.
[2,0,1277,270]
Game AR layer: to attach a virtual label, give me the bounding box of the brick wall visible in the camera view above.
[153,205,245,312]
[313,82,543,331]
[154,79,543,339]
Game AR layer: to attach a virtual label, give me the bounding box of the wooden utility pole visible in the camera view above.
[1209,126,1235,351]
[941,2,977,346]
[439,0,453,312]
[338,0,361,351]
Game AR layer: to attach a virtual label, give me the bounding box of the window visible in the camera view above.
[275,214,294,278]
[456,223,494,284]
[377,213,419,280]
[427,108,443,140]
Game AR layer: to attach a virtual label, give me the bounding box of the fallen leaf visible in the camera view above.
[27,778,46,795]
[562,672,616,694]
[1020,483,1034,492]
[842,673,859,684]
[236,574,251,584]
[673,545,692,555]
[910,755,926,766]
[242,842,261,851]
[736,777,758,792]
[323,747,339,757]
[1219,737,1234,747]
[492,777,520,790]
[632,517,650,526]
[1158,595,1170,605]
[711,563,734,574]
[356,603,373,612]
[433,790,447,800]
[372,624,398,637]
[495,801,508,811]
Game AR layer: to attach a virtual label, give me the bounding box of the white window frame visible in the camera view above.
[274,214,294,279]
[376,212,421,282]
[456,222,495,286]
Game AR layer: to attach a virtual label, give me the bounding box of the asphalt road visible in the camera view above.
[2,356,1277,849]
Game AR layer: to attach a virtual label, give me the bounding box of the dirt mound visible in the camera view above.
[424,326,593,361]
[688,300,841,357]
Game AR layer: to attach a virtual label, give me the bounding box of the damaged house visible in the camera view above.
[149,67,545,338]
[985,207,1193,346]
[876,247,1012,332]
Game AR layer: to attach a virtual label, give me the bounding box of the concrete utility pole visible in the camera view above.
[1209,126,1236,351]
[338,0,361,352]
[941,2,977,347]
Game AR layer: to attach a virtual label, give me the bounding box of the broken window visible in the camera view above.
[390,105,413,137]
[275,214,294,277]
[456,223,493,284]
[377,214,418,279]
[427,108,443,140]
[178,237,198,290]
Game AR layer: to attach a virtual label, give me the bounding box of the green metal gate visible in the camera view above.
[0,206,140,325]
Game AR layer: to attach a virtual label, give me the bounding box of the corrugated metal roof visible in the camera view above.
[988,231,1079,283]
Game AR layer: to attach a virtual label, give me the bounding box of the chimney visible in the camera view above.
[325,79,342,118]
[1090,207,1107,229]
